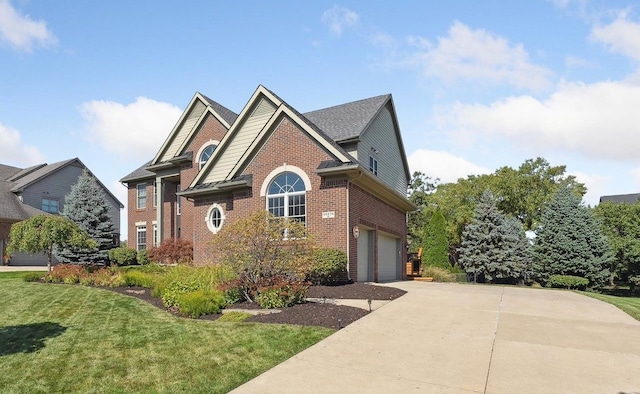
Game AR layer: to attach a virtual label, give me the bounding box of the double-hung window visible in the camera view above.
[137,184,147,209]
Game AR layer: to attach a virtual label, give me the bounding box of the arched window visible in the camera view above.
[199,144,217,170]
[267,172,306,224]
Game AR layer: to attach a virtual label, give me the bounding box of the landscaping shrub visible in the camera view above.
[46,264,88,284]
[22,272,44,282]
[451,272,469,283]
[547,275,589,290]
[122,270,159,288]
[217,280,243,307]
[137,249,150,265]
[176,289,224,318]
[422,266,454,282]
[307,248,348,285]
[147,238,194,265]
[161,280,201,308]
[208,210,316,303]
[256,279,309,309]
[108,246,137,266]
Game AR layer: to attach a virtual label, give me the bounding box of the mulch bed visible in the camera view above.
[107,282,406,330]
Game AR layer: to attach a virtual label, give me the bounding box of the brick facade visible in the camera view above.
[123,90,412,282]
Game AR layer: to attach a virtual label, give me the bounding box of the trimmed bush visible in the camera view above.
[421,266,454,282]
[307,248,348,285]
[108,247,137,266]
[137,249,150,265]
[176,289,224,318]
[547,275,589,290]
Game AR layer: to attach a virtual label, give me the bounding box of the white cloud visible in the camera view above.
[407,21,553,91]
[81,97,182,160]
[0,0,56,52]
[570,171,609,206]
[438,80,640,161]
[591,12,640,62]
[321,6,359,37]
[407,149,491,184]
[0,122,45,166]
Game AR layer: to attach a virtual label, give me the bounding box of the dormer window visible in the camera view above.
[199,144,217,170]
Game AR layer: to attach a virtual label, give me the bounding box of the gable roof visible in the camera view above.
[303,94,391,142]
[189,85,354,188]
[3,158,123,209]
[151,92,238,167]
[599,193,640,204]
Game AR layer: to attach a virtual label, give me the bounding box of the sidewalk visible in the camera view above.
[0,265,48,272]
[231,281,640,393]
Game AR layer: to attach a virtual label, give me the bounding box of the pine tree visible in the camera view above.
[459,190,531,283]
[422,211,450,269]
[55,170,115,264]
[532,187,612,289]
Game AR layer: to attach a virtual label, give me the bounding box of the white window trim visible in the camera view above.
[205,203,225,234]
[136,225,147,251]
[136,183,147,209]
[196,140,220,170]
[260,164,311,197]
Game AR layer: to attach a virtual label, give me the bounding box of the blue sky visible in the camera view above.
[2,0,640,240]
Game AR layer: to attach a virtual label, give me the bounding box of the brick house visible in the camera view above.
[120,85,415,282]
[0,158,123,265]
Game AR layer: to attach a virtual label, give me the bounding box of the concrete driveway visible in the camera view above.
[232,281,640,394]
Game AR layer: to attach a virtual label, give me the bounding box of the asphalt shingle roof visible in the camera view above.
[0,164,21,182]
[0,180,46,221]
[10,159,77,192]
[303,94,391,142]
[599,193,640,204]
[119,160,154,183]
[200,93,238,126]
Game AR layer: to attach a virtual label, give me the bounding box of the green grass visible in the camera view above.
[580,291,640,321]
[0,272,332,393]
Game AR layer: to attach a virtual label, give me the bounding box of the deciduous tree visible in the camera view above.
[422,211,449,269]
[595,201,640,287]
[7,215,97,272]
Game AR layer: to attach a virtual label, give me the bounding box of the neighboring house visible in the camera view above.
[0,158,123,266]
[599,193,640,204]
[120,85,415,282]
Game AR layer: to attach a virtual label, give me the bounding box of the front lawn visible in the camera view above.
[579,291,640,322]
[0,272,332,393]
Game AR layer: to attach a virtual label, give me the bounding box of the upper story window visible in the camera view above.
[137,183,147,209]
[41,198,59,213]
[152,182,157,207]
[199,144,217,170]
[369,156,378,176]
[267,172,306,224]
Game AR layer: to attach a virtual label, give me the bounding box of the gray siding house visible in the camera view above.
[0,158,123,266]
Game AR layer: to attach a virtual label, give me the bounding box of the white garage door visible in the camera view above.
[378,234,399,282]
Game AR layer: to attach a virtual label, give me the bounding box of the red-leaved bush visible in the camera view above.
[148,238,194,265]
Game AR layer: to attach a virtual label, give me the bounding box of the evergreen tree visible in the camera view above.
[532,187,612,289]
[422,211,449,269]
[459,190,530,283]
[55,170,115,264]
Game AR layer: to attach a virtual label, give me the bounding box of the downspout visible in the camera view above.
[346,169,364,281]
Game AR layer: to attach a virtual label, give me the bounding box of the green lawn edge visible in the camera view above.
[578,291,640,321]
